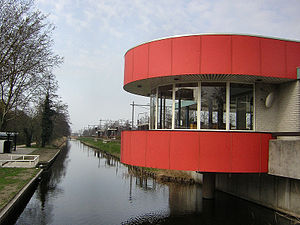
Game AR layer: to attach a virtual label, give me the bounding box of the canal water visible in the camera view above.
[14,140,291,225]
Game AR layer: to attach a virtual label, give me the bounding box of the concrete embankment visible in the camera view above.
[0,138,67,224]
[217,139,300,219]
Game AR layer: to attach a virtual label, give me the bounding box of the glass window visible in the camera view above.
[201,83,226,129]
[230,83,253,130]
[150,89,156,130]
[175,83,198,129]
[158,85,173,129]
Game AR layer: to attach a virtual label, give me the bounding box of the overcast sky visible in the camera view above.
[36,0,300,132]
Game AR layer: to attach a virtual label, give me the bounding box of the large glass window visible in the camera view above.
[230,83,253,130]
[149,82,254,131]
[175,83,198,129]
[201,83,226,129]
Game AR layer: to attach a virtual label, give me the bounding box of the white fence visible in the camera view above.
[0,154,39,168]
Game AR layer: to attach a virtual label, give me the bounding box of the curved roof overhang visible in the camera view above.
[124,34,300,97]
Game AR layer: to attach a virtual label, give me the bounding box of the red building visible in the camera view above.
[121,34,300,198]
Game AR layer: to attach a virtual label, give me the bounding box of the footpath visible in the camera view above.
[0,139,66,224]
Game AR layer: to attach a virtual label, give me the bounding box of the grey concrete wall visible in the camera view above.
[276,81,300,132]
[216,173,300,217]
[255,83,279,132]
[269,139,300,180]
[255,81,300,132]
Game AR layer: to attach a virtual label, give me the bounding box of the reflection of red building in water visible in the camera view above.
[121,34,300,198]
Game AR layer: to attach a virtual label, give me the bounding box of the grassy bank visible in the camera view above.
[78,137,121,158]
[78,137,197,184]
[0,168,40,210]
[0,139,65,212]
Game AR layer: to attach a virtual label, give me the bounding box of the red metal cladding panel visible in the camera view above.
[145,131,170,170]
[286,41,300,76]
[260,134,272,172]
[199,132,232,172]
[169,131,199,171]
[148,39,172,78]
[232,36,260,75]
[172,36,200,75]
[121,132,124,162]
[231,133,261,172]
[201,35,232,74]
[132,44,149,82]
[120,131,125,163]
[121,131,131,165]
[124,50,133,85]
[121,131,272,173]
[130,131,147,167]
[261,38,286,77]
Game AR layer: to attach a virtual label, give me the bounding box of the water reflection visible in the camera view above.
[125,183,294,225]
[168,183,202,215]
[14,140,293,225]
[15,142,71,225]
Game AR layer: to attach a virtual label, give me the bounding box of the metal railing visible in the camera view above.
[0,154,39,167]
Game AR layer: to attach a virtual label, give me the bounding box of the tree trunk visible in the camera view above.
[24,128,32,147]
[0,113,7,131]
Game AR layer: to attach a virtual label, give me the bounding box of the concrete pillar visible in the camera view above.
[202,172,216,199]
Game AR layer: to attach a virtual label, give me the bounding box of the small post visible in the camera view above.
[159,95,163,129]
[202,172,216,199]
[14,134,17,151]
[131,101,135,129]
[178,98,181,127]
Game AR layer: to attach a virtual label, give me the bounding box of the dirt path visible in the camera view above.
[29,148,60,164]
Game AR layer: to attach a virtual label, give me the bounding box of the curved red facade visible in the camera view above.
[121,130,272,172]
[124,34,300,90]
[121,34,300,173]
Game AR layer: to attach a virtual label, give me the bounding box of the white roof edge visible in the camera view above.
[125,33,300,56]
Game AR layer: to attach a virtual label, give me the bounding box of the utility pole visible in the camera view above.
[99,119,103,130]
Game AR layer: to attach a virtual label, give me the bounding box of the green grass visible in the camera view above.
[78,137,121,157]
[0,168,40,209]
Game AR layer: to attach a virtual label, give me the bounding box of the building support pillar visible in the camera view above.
[202,172,215,199]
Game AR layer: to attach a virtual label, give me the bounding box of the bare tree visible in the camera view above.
[0,0,63,130]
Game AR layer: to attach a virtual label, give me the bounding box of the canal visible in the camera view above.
[13,140,291,225]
